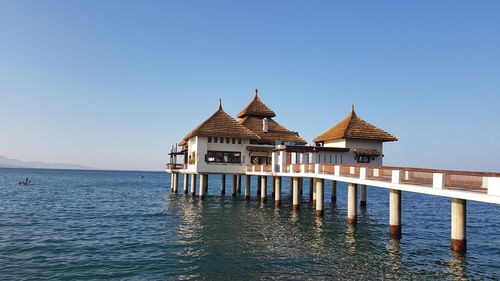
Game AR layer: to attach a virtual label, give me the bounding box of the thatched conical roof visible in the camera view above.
[236,89,276,118]
[313,106,398,142]
[181,101,260,143]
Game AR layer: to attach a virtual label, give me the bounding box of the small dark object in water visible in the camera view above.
[18,177,32,185]
[138,175,145,179]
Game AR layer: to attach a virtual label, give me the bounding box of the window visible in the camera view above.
[214,137,218,143]
[226,137,230,144]
[208,137,212,143]
[232,138,235,144]
[238,139,242,144]
[205,151,241,163]
[357,155,370,163]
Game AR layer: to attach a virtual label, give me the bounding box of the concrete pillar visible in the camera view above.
[172,173,178,193]
[245,175,251,200]
[292,177,300,211]
[299,178,303,197]
[312,179,317,206]
[309,178,314,200]
[316,178,325,217]
[275,177,281,206]
[221,175,226,194]
[360,184,367,207]
[389,189,402,239]
[347,183,358,224]
[271,176,276,198]
[170,173,174,192]
[183,173,189,194]
[232,175,237,196]
[199,174,206,200]
[261,176,267,203]
[331,180,337,203]
[204,174,209,194]
[190,174,197,196]
[257,176,262,196]
[289,177,293,198]
[451,198,467,254]
[237,175,241,194]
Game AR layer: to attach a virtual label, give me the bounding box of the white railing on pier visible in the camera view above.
[246,163,500,197]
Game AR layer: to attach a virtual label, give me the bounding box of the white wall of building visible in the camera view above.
[187,136,251,174]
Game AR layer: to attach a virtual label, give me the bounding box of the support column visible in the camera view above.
[245,175,251,200]
[360,185,367,207]
[271,176,276,198]
[221,175,226,195]
[199,174,206,200]
[289,177,293,198]
[389,189,402,239]
[232,175,237,196]
[172,173,179,193]
[309,178,314,200]
[348,183,358,224]
[237,175,242,194]
[312,179,317,206]
[190,174,197,196]
[170,173,175,192]
[204,174,209,194]
[331,180,337,203]
[451,198,466,254]
[183,173,189,194]
[260,176,267,203]
[316,178,325,217]
[299,178,303,197]
[257,176,262,196]
[292,177,300,211]
[274,177,281,206]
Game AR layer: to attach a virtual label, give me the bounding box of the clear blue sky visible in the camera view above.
[0,0,499,171]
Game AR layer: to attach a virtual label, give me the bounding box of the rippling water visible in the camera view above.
[0,168,499,280]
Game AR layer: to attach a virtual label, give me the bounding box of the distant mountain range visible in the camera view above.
[0,155,92,170]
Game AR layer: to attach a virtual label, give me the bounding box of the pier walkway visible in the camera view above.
[166,162,500,254]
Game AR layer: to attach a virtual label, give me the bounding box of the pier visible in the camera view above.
[167,163,500,254]
[165,90,500,255]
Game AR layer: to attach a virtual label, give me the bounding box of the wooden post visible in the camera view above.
[316,178,324,217]
[190,174,197,196]
[221,175,226,194]
[292,177,300,211]
[451,198,467,254]
[275,176,281,206]
[245,175,251,200]
[389,189,402,239]
[348,183,358,224]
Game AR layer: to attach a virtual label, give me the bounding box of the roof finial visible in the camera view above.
[218,98,222,110]
[255,88,259,97]
[351,104,355,114]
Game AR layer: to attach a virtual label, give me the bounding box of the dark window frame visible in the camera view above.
[205,150,242,164]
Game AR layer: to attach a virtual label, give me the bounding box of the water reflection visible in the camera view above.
[345,224,357,253]
[448,252,468,280]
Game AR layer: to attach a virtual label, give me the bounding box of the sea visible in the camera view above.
[0,168,499,280]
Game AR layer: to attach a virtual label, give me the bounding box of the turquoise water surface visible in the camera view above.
[0,168,499,280]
